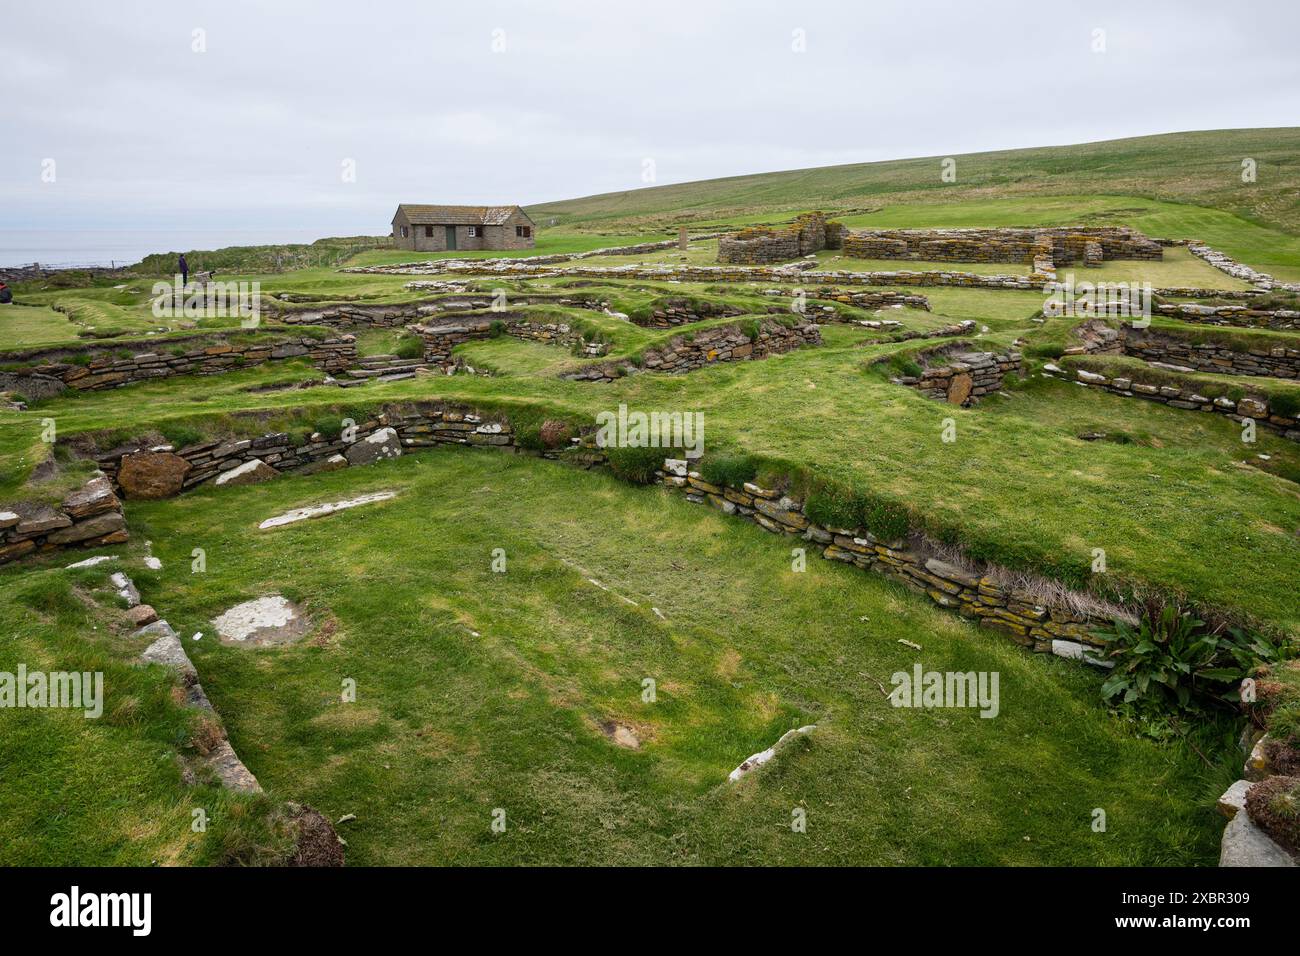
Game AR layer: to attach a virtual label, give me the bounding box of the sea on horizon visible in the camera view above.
[0,228,341,269]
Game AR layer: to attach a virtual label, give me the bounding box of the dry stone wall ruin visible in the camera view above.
[841,226,1163,268]
[890,345,1025,405]
[0,475,127,565]
[561,319,821,382]
[0,332,355,395]
[717,212,842,264]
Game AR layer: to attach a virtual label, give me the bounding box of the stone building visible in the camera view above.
[390,205,536,253]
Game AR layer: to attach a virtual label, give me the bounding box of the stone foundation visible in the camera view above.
[655,461,1116,657]
[1188,242,1300,293]
[67,407,1123,668]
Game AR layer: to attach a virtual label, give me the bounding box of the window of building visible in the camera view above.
[424,225,434,238]
[468,226,479,237]
[516,225,531,238]
[400,225,409,238]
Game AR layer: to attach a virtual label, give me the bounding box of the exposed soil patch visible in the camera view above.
[599,720,641,749]
[212,594,310,646]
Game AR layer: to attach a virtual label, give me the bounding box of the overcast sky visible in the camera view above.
[3,0,1297,237]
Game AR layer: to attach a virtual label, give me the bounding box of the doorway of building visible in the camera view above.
[445,225,457,250]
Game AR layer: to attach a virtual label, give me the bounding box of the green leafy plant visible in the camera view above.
[1098,599,1284,717]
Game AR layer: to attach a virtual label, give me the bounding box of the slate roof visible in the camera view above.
[393,205,532,226]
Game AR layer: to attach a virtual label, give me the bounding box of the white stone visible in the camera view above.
[663,458,688,477]
[728,725,816,783]
[1050,639,1084,660]
[258,491,397,530]
[65,554,115,569]
[214,458,277,486]
[110,571,140,607]
[1217,780,1253,819]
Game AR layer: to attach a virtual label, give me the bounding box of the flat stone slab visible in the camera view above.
[137,621,197,681]
[207,739,263,793]
[259,491,397,530]
[212,594,309,646]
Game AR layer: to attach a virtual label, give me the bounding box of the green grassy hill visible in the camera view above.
[527,128,1300,237]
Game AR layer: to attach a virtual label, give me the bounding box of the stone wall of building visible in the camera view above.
[762,288,932,312]
[0,332,356,393]
[717,213,829,264]
[561,319,821,382]
[93,404,522,499]
[1155,302,1300,331]
[0,475,127,565]
[1044,362,1300,442]
[634,299,749,328]
[1121,328,1300,379]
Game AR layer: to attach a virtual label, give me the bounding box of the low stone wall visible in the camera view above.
[1155,302,1300,331]
[719,230,801,265]
[1044,362,1300,442]
[1189,242,1300,293]
[361,259,1046,291]
[0,475,127,564]
[271,301,442,329]
[561,319,821,382]
[410,312,608,368]
[0,332,356,393]
[271,291,617,330]
[94,404,522,499]
[891,346,1024,405]
[1122,327,1300,379]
